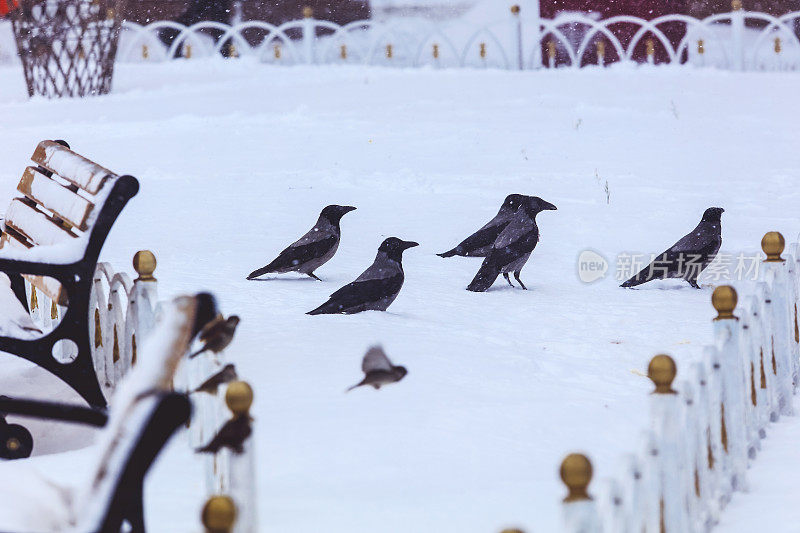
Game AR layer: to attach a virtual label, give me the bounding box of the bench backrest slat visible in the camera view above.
[18,167,94,231]
[32,141,115,195]
[5,198,75,247]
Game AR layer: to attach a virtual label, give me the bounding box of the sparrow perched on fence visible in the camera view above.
[467,196,557,292]
[307,237,418,315]
[247,205,357,281]
[193,364,238,395]
[347,346,407,392]
[195,415,252,455]
[438,194,527,258]
[621,207,724,289]
[189,315,240,359]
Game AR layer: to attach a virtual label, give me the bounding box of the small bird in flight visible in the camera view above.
[193,364,238,395]
[347,346,407,392]
[247,205,356,281]
[307,237,418,315]
[189,315,240,359]
[620,207,724,289]
[467,196,557,292]
[438,194,527,258]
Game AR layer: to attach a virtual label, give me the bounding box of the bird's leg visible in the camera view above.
[307,272,322,281]
[514,271,527,290]
[688,278,701,289]
[503,273,514,287]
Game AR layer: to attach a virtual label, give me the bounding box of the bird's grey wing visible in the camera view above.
[492,214,534,250]
[265,235,338,271]
[362,346,393,373]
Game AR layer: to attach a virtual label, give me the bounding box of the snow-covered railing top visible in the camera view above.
[559,230,800,532]
[113,3,800,71]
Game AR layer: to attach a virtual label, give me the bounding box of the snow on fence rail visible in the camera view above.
[560,231,800,532]
[114,3,800,71]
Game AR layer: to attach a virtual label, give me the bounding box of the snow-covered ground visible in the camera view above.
[0,60,799,532]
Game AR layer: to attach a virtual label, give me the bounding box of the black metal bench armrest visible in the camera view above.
[0,396,108,427]
[0,257,79,278]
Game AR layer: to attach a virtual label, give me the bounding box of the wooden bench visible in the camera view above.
[0,293,217,532]
[0,140,139,408]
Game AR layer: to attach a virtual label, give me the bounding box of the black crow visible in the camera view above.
[466,196,557,292]
[438,194,527,258]
[196,415,252,455]
[189,315,240,359]
[193,364,238,395]
[621,207,724,289]
[307,237,418,315]
[247,205,357,281]
[347,346,407,391]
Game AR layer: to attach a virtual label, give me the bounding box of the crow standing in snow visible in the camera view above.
[438,194,528,258]
[346,346,407,392]
[307,237,418,315]
[247,205,357,281]
[466,196,557,292]
[620,207,724,289]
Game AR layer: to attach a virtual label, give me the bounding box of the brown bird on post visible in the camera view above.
[196,381,253,455]
[194,364,238,395]
[189,315,240,359]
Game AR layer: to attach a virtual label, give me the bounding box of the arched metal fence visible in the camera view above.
[114,4,800,71]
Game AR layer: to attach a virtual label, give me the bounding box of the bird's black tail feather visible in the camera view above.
[620,267,653,288]
[307,301,336,315]
[246,265,273,280]
[467,261,501,292]
[437,249,459,258]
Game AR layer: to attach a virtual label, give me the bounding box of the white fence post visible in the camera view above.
[730,0,745,70]
[225,381,257,533]
[712,286,748,491]
[560,453,601,533]
[528,0,542,69]
[511,5,523,70]
[302,6,315,64]
[648,354,691,532]
[704,344,733,508]
[760,232,794,416]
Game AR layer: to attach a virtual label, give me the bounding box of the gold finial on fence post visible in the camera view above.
[202,495,237,533]
[340,44,347,60]
[761,231,785,262]
[731,0,743,10]
[510,4,520,15]
[596,40,605,64]
[499,529,525,533]
[142,44,149,59]
[648,354,677,394]
[226,381,254,418]
[480,42,487,59]
[712,285,738,320]
[133,250,157,282]
[432,43,439,59]
[646,38,655,57]
[698,39,705,54]
[774,37,782,54]
[386,44,393,59]
[560,453,593,502]
[302,6,313,18]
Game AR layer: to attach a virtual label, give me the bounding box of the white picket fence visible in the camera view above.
[114,3,800,71]
[182,328,256,533]
[561,231,800,532]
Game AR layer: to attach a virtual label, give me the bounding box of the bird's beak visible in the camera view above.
[401,240,419,250]
[543,201,557,211]
[342,206,357,213]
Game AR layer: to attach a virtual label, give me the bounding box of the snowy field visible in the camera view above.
[0,60,799,532]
